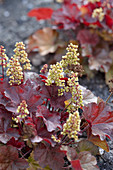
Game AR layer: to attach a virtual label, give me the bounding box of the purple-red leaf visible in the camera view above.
[7,137,25,150]
[0,104,20,143]
[41,83,71,110]
[71,159,82,170]
[88,48,112,72]
[36,105,61,132]
[0,145,28,169]
[82,101,113,140]
[24,116,54,146]
[34,142,66,170]
[4,79,42,114]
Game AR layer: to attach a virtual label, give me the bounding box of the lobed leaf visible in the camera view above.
[36,105,61,132]
[0,145,28,170]
[34,142,65,170]
[0,104,20,143]
[27,27,64,55]
[82,101,113,140]
[4,79,43,114]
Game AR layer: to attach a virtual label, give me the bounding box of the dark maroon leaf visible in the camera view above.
[4,79,43,114]
[7,137,25,149]
[0,145,28,170]
[0,91,11,107]
[60,111,69,124]
[82,102,113,140]
[41,83,71,110]
[0,104,20,143]
[34,142,65,170]
[24,116,54,146]
[12,159,29,170]
[0,78,10,92]
[36,105,61,132]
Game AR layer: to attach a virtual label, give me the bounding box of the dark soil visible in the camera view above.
[0,0,113,169]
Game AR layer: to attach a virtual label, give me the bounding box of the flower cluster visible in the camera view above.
[67,77,83,112]
[61,110,81,140]
[92,7,105,22]
[44,43,83,141]
[61,44,80,74]
[14,42,31,70]
[40,64,48,74]
[6,57,23,85]
[51,134,61,143]
[0,45,8,68]
[13,100,29,123]
[45,62,64,86]
[46,43,80,87]
[6,42,31,85]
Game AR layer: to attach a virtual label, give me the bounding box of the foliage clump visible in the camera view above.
[0,42,113,169]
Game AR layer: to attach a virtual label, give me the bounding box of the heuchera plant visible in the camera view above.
[0,42,113,169]
[28,0,113,86]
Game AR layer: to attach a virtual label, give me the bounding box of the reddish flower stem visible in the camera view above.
[2,59,4,79]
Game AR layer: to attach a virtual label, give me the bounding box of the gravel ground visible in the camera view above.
[0,0,58,56]
[0,0,113,169]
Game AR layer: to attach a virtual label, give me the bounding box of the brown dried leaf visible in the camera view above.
[27,27,64,55]
[96,30,113,41]
[77,140,99,156]
[88,134,109,152]
[56,0,64,2]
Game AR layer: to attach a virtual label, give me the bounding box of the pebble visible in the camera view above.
[21,15,28,21]
[22,0,28,5]
[27,3,34,9]
[3,11,10,17]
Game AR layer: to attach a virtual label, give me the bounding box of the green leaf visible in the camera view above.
[77,140,99,156]
[27,151,51,170]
